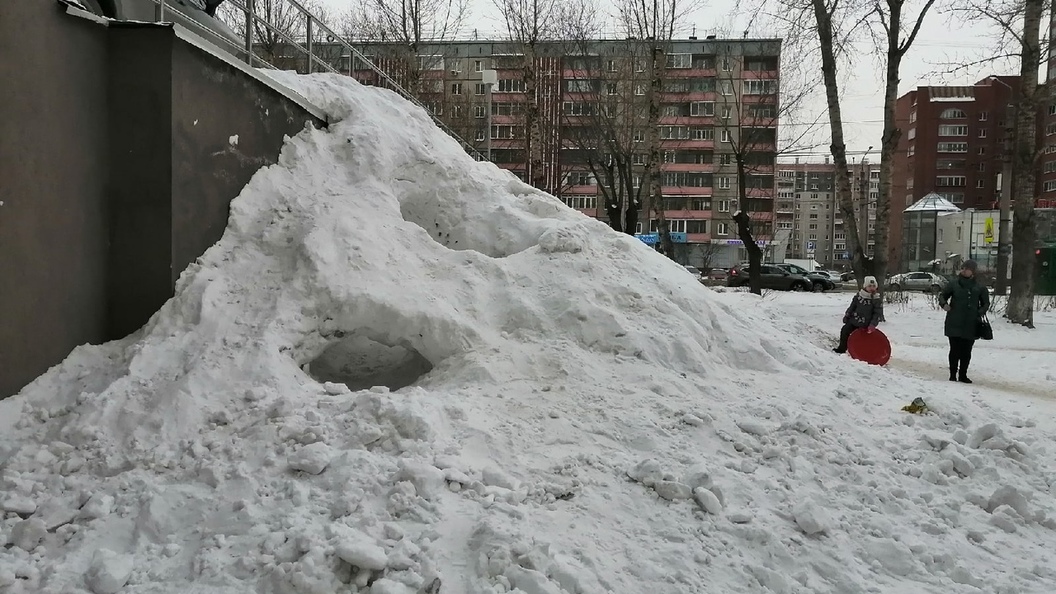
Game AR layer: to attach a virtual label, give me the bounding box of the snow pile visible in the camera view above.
[2,73,1056,594]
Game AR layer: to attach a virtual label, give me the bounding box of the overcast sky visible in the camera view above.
[317,0,1020,161]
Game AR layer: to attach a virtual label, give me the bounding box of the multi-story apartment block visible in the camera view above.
[777,160,878,268]
[890,76,1019,271]
[341,37,781,268]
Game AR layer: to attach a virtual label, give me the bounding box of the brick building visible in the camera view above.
[777,160,878,268]
[341,38,781,268]
[890,76,1019,271]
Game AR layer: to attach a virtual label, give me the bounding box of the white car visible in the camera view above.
[886,272,948,293]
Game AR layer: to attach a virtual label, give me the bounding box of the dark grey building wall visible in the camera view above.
[0,1,111,398]
[1,9,325,398]
[106,26,176,339]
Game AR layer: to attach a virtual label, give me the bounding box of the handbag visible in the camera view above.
[976,315,994,341]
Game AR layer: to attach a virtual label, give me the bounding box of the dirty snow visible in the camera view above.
[2,73,1056,594]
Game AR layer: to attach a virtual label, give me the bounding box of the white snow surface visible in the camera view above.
[2,73,1056,594]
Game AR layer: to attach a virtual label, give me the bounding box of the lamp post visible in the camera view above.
[989,76,1014,294]
[482,69,498,162]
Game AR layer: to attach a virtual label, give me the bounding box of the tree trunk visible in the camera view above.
[523,46,540,188]
[874,2,904,285]
[1006,0,1043,327]
[647,44,674,258]
[812,0,867,284]
[735,158,763,293]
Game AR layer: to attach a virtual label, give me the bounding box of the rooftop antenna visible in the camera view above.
[473,28,478,39]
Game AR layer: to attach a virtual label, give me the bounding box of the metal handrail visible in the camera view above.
[149,0,484,160]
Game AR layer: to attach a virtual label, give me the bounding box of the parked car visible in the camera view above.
[772,263,838,292]
[683,265,704,281]
[726,265,812,291]
[707,268,728,281]
[886,272,948,293]
[840,271,857,282]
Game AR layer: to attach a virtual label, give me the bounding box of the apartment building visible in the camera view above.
[890,76,1019,271]
[342,37,781,268]
[777,160,878,268]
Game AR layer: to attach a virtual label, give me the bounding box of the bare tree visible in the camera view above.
[944,0,1050,326]
[716,42,822,293]
[216,0,318,65]
[558,46,651,234]
[617,0,677,258]
[492,0,568,192]
[867,0,940,284]
[1006,0,1044,327]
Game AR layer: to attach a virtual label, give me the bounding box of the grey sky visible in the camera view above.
[317,0,1018,160]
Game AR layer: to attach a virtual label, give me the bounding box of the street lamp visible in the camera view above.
[481,69,498,162]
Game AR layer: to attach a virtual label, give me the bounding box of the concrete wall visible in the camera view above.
[0,1,111,398]
[0,6,325,398]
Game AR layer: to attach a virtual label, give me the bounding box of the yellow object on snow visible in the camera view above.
[901,397,930,415]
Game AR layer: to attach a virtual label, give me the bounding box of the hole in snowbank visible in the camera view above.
[306,332,434,392]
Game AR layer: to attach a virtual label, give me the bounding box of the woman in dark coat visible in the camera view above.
[938,259,990,383]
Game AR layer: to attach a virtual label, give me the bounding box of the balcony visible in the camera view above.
[659,139,715,150]
[661,186,713,196]
[661,162,716,173]
[662,210,712,219]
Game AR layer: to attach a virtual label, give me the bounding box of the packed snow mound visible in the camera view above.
[2,73,1055,594]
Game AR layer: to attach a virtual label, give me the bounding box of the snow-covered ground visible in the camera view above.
[2,73,1056,594]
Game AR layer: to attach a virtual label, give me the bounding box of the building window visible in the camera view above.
[720,81,733,95]
[718,177,731,190]
[635,84,646,96]
[607,59,618,72]
[720,56,733,71]
[606,82,618,95]
[743,80,777,95]
[1047,122,1056,135]
[910,110,917,123]
[938,125,969,136]
[667,53,692,68]
[720,153,732,165]
[633,130,644,142]
[977,162,986,172]
[633,153,647,165]
[978,147,987,155]
[976,179,985,188]
[937,142,968,153]
[720,130,731,143]
[716,222,729,235]
[563,171,596,186]
[449,60,462,73]
[498,79,525,93]
[660,126,690,139]
[475,105,487,118]
[809,213,819,219]
[452,105,463,118]
[474,60,484,72]
[491,125,515,139]
[1045,180,1056,192]
[475,83,487,95]
[936,176,966,187]
[475,129,485,142]
[690,101,715,116]
[563,196,597,209]
[979,111,989,121]
[978,128,987,138]
[417,55,444,70]
[717,199,731,211]
[936,192,964,203]
[809,233,817,240]
[692,198,711,210]
[907,128,916,140]
[451,83,463,95]
[721,106,732,120]
[808,223,818,230]
[940,108,967,119]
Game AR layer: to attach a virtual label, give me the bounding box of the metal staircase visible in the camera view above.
[144,0,485,160]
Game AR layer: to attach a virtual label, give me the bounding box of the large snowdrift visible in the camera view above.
[2,73,1055,594]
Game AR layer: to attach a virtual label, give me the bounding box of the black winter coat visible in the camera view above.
[939,275,990,339]
[844,291,884,328]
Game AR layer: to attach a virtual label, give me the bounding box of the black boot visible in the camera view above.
[958,373,973,384]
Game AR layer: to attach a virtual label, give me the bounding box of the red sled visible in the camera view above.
[847,328,892,366]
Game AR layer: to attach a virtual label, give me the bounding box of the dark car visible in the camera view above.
[726,264,812,291]
[772,263,837,292]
